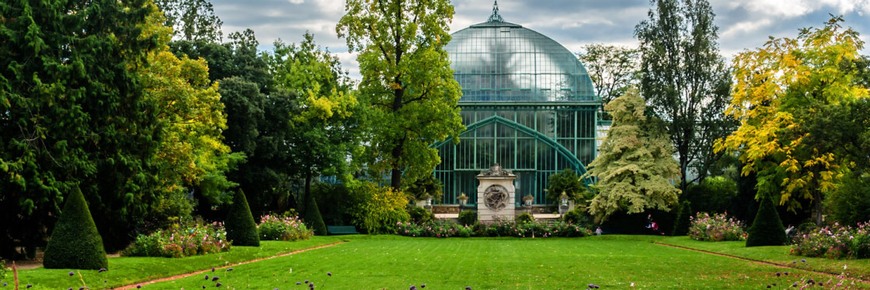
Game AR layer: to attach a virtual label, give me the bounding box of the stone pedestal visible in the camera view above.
[476,164,517,222]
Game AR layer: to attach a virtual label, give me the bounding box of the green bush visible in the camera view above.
[408,206,434,224]
[43,188,108,269]
[258,214,314,241]
[546,169,588,204]
[563,208,590,225]
[515,212,535,224]
[225,190,260,246]
[672,200,692,236]
[746,196,788,247]
[349,182,410,234]
[458,210,477,226]
[122,222,231,257]
[304,195,328,236]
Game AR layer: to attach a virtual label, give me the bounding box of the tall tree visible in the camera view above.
[578,44,640,105]
[137,2,241,225]
[336,0,465,190]
[269,32,361,213]
[0,0,163,253]
[635,0,732,190]
[584,89,681,223]
[715,17,868,225]
[154,0,223,43]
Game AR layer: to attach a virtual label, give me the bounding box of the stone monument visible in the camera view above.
[477,163,517,222]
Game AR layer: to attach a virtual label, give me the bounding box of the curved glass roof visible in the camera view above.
[446,4,598,103]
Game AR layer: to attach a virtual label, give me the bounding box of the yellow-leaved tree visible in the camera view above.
[715,17,869,224]
[138,2,241,224]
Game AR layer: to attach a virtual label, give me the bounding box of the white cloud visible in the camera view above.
[727,0,870,17]
[288,0,304,4]
[720,19,773,39]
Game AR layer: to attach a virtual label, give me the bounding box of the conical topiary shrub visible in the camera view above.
[672,200,692,236]
[305,195,328,236]
[745,195,787,247]
[225,190,259,246]
[44,187,108,269]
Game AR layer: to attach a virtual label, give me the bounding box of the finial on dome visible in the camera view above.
[488,0,504,22]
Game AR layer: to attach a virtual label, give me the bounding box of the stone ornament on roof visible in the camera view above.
[479,163,514,177]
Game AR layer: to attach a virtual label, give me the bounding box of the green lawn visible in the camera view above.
[150,235,870,289]
[8,235,870,289]
[7,237,342,289]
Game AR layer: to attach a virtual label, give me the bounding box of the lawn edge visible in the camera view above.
[654,241,870,285]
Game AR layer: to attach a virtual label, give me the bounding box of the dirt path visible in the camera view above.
[115,241,344,289]
[654,242,870,284]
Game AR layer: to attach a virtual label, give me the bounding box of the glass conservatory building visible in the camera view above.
[434,4,602,206]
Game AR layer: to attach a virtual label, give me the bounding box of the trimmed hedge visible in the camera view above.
[672,200,692,236]
[43,188,108,269]
[746,196,787,247]
[304,195,328,236]
[225,190,260,246]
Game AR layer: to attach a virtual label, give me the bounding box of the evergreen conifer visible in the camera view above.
[43,188,108,269]
[225,190,260,246]
[672,200,692,236]
[745,195,787,247]
[305,195,328,236]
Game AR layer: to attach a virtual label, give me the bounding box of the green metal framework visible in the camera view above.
[435,4,601,206]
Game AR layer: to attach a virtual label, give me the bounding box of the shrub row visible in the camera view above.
[688,212,746,242]
[791,222,870,259]
[258,214,314,241]
[395,220,592,238]
[122,222,231,258]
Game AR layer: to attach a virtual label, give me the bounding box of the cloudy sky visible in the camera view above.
[212,0,870,78]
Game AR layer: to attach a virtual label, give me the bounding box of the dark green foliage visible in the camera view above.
[304,195,328,236]
[515,212,535,224]
[746,196,787,247]
[684,176,738,214]
[0,0,166,254]
[672,201,692,236]
[405,174,444,202]
[225,190,260,246]
[408,206,434,224]
[313,183,356,225]
[546,169,587,205]
[563,208,591,225]
[825,175,870,226]
[458,210,477,226]
[43,188,108,269]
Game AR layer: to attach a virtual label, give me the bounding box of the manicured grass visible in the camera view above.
[657,236,870,280]
[150,235,870,289]
[10,235,870,289]
[8,237,342,289]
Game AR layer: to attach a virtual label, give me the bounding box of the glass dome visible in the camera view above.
[446,8,597,102]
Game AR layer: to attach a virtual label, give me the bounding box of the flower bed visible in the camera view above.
[122,222,231,258]
[395,220,591,238]
[258,214,314,241]
[791,222,870,259]
[688,212,746,241]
